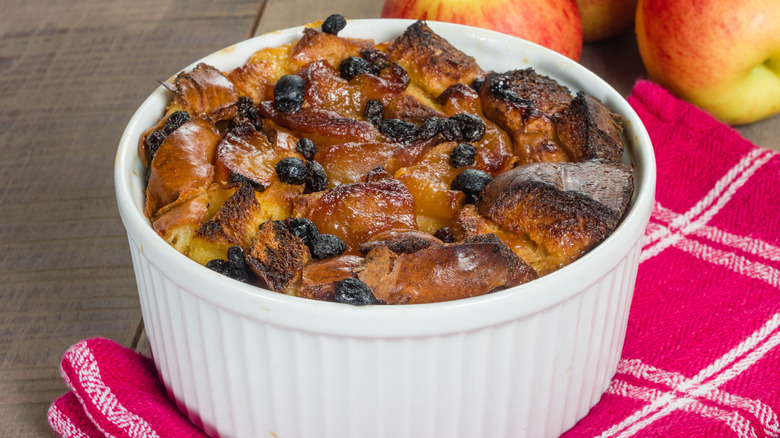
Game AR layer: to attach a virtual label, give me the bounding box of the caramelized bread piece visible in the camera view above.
[298,255,364,301]
[257,102,385,147]
[163,63,239,122]
[151,184,234,259]
[359,229,443,255]
[293,170,418,254]
[439,84,515,174]
[151,188,211,254]
[385,21,482,98]
[226,42,296,102]
[289,27,374,71]
[214,122,301,190]
[246,220,311,293]
[454,204,550,273]
[196,183,267,250]
[474,161,633,274]
[298,60,408,120]
[145,119,221,219]
[394,142,466,233]
[554,92,624,162]
[383,94,447,124]
[356,234,537,304]
[316,141,402,186]
[479,69,573,164]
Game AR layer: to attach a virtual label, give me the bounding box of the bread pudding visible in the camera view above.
[139,17,633,305]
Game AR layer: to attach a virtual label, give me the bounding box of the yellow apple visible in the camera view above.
[381,0,584,61]
[576,0,638,42]
[635,0,780,125]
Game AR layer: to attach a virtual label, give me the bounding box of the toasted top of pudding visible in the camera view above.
[140,17,633,305]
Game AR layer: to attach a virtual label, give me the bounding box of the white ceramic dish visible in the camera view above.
[115,19,656,438]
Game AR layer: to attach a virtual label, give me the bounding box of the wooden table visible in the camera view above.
[1,1,778,436]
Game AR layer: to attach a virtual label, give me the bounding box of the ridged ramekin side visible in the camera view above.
[127,232,643,438]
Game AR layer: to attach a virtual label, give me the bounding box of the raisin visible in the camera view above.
[379,119,419,143]
[296,138,317,160]
[361,48,391,74]
[440,118,462,141]
[339,56,372,80]
[306,160,329,192]
[275,157,309,185]
[206,246,250,283]
[451,169,493,203]
[163,111,190,135]
[322,14,347,35]
[419,117,444,139]
[310,234,346,259]
[273,75,306,113]
[235,97,262,129]
[284,217,320,247]
[145,130,167,163]
[471,76,485,92]
[433,227,456,243]
[334,277,377,305]
[364,99,384,125]
[449,143,477,168]
[449,113,486,142]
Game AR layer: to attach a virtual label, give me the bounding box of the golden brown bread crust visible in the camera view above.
[474,161,632,274]
[298,255,363,301]
[144,119,221,219]
[163,63,239,122]
[356,234,537,304]
[293,173,418,254]
[358,229,443,255]
[554,92,624,162]
[214,122,301,190]
[479,69,573,164]
[196,183,266,249]
[290,27,374,71]
[247,220,311,293]
[385,21,482,98]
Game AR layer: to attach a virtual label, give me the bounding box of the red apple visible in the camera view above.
[575,0,638,42]
[381,0,583,61]
[636,0,780,125]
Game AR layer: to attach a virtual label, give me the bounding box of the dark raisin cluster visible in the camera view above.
[206,246,251,283]
[235,96,263,129]
[339,56,372,81]
[441,113,485,143]
[282,218,345,259]
[378,118,420,144]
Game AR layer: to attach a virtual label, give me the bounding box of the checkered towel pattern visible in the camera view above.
[564,81,780,438]
[49,81,780,438]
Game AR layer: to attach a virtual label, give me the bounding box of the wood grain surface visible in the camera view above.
[1,0,778,436]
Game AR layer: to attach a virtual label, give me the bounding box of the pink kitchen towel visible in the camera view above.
[49,80,780,437]
[48,338,208,438]
[563,81,780,437]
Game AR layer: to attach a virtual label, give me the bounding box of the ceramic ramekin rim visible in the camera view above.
[115,19,656,338]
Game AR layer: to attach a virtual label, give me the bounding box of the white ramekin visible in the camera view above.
[115,19,656,438]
